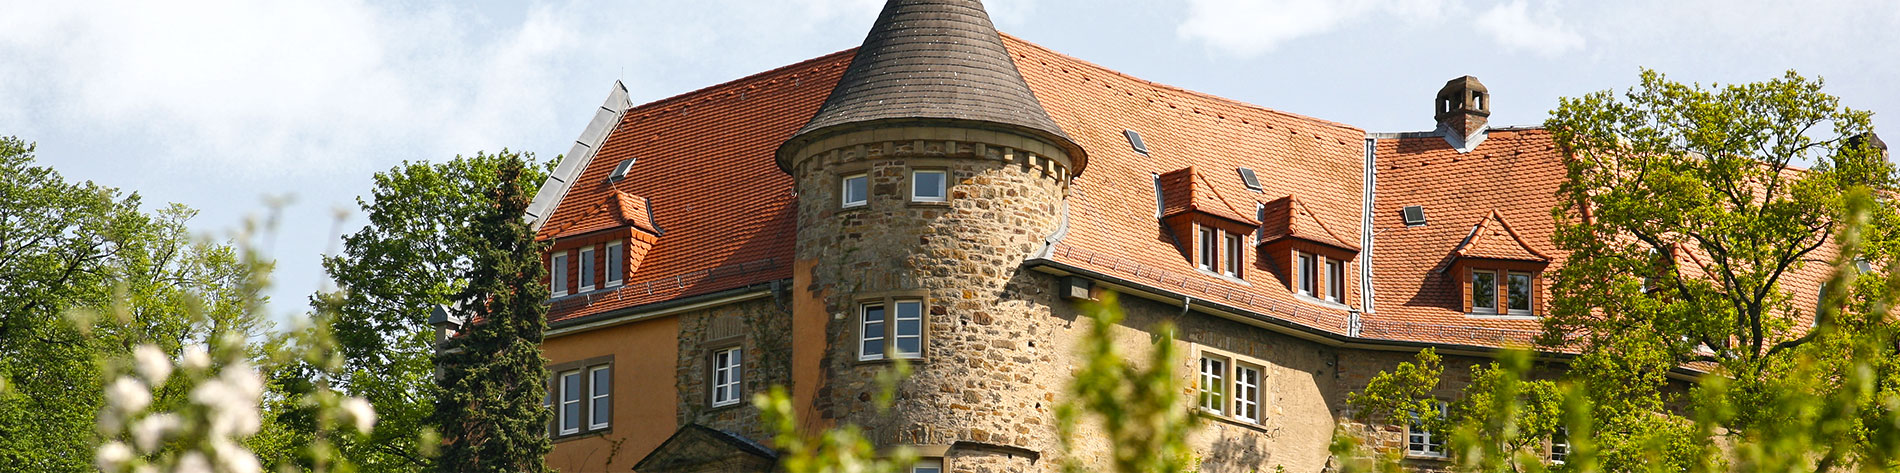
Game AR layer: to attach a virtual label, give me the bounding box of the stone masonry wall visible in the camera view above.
[675,296,792,439]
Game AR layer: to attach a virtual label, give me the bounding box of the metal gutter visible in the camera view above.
[544,281,782,338]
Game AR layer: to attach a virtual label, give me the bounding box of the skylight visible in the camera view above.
[1125,129,1149,155]
[1401,205,1427,227]
[608,158,636,183]
[1237,167,1262,192]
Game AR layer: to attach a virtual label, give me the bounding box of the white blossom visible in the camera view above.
[175,452,212,473]
[132,344,172,383]
[221,361,265,400]
[212,439,262,473]
[340,397,377,433]
[181,344,211,371]
[131,413,179,453]
[106,376,150,414]
[95,441,133,472]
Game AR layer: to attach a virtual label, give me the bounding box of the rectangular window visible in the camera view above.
[1508,272,1533,315]
[893,300,924,359]
[1297,253,1317,296]
[1408,401,1448,457]
[588,366,611,430]
[1233,364,1261,423]
[1550,427,1569,464]
[1472,269,1498,312]
[1326,260,1345,302]
[859,304,886,361]
[579,246,596,292]
[842,174,869,208]
[711,347,743,407]
[1198,356,1226,415]
[911,170,946,202]
[604,241,624,287]
[1224,233,1243,277]
[1199,227,1218,271]
[559,370,582,435]
[911,459,944,473]
[550,253,569,297]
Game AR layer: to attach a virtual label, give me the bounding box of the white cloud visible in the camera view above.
[1475,0,1585,57]
[1176,0,1448,57]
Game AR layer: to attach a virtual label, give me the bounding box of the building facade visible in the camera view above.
[491,1,1839,472]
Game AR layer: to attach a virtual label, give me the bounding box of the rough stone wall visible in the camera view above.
[675,296,792,439]
[789,128,1071,462]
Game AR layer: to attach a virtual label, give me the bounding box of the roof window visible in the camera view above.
[1402,205,1427,227]
[608,158,636,183]
[1125,129,1149,155]
[1237,167,1262,192]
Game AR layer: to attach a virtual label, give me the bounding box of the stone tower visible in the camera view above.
[1435,75,1490,139]
[778,0,1085,470]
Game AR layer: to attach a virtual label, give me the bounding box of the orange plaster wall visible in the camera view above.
[542,316,681,472]
[790,258,832,431]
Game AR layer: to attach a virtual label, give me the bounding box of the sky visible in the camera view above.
[3,0,1897,324]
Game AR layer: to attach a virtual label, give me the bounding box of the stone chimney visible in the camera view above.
[1435,76,1490,139]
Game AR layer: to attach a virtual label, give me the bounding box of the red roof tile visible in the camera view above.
[1450,210,1549,263]
[1160,167,1260,225]
[1260,195,1359,252]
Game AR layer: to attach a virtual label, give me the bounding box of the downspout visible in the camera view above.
[1355,136,1377,337]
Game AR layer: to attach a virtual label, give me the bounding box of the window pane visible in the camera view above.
[861,304,885,359]
[1225,234,1242,276]
[592,368,609,397]
[562,373,581,402]
[894,301,923,358]
[913,170,945,201]
[605,244,624,284]
[1472,271,1497,310]
[1298,254,1315,294]
[1199,357,1225,414]
[1200,228,1216,269]
[590,367,610,427]
[560,372,581,432]
[551,255,567,294]
[844,175,868,206]
[912,459,943,473]
[1234,365,1260,422]
[1508,273,1532,311]
[580,248,595,289]
[591,395,609,426]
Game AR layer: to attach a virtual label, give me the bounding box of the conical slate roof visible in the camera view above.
[777,0,1085,173]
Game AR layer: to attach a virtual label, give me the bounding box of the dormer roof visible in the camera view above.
[1259,195,1359,252]
[775,0,1084,173]
[546,191,663,240]
[1159,167,1258,226]
[1450,210,1548,263]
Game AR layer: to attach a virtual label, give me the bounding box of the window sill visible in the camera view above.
[854,356,926,367]
[551,427,609,444]
[1194,268,1252,286]
[907,199,950,207]
[1403,452,1449,461]
[1197,411,1270,433]
[1463,312,1539,320]
[706,400,747,412]
[1293,293,1349,310]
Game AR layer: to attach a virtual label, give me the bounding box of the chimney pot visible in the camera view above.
[1435,76,1490,139]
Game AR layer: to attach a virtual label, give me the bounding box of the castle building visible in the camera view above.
[494,1,1838,471]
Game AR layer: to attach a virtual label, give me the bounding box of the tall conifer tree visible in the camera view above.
[431,153,552,473]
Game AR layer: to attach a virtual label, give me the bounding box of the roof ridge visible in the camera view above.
[621,48,857,121]
[999,32,1363,135]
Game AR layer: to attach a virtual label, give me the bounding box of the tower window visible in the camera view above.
[858,297,928,361]
[711,347,743,407]
[842,174,869,208]
[892,300,924,358]
[911,169,947,203]
[859,303,886,361]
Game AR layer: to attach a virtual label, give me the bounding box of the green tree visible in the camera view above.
[1541,69,1896,470]
[317,153,548,472]
[0,136,263,471]
[429,152,553,473]
[1056,291,1197,473]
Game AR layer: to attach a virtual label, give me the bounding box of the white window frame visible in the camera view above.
[588,366,611,430]
[910,169,947,203]
[1199,227,1218,271]
[858,303,887,361]
[1408,401,1449,458]
[911,458,944,473]
[550,253,569,297]
[1507,271,1534,315]
[842,174,869,208]
[1297,253,1316,296]
[1198,355,1227,415]
[603,240,624,288]
[711,347,743,407]
[578,246,596,292]
[892,300,924,359]
[1472,269,1498,312]
[1233,363,1262,423]
[558,370,582,435]
[1326,260,1345,302]
[1550,426,1569,464]
[1223,232,1243,277]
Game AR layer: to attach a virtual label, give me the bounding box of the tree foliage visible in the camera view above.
[1056,291,1197,473]
[318,152,548,472]
[429,152,553,473]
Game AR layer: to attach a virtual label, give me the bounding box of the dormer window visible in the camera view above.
[1326,260,1345,302]
[1297,253,1317,296]
[1507,272,1533,315]
[842,174,869,208]
[1199,227,1218,271]
[579,246,597,292]
[1451,211,1549,317]
[1471,270,1497,312]
[551,253,569,297]
[911,169,946,203]
[1223,233,1243,277]
[604,240,624,288]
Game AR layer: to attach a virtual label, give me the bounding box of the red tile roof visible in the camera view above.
[1160,167,1259,226]
[1260,195,1359,252]
[1449,210,1550,263]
